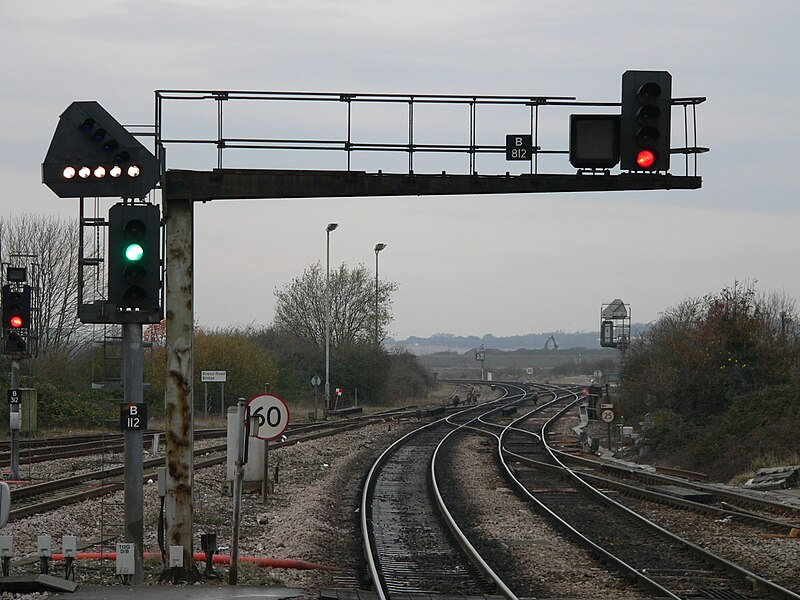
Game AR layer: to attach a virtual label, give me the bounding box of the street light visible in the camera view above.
[325,223,338,415]
[374,243,386,346]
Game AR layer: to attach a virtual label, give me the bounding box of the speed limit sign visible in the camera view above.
[600,408,615,423]
[247,393,290,441]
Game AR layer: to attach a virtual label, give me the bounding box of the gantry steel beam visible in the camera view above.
[164,169,701,201]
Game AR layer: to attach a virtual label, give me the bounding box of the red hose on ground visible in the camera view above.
[48,551,338,571]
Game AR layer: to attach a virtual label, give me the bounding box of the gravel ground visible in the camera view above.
[4,418,421,599]
[630,499,800,593]
[4,390,798,599]
[445,431,645,599]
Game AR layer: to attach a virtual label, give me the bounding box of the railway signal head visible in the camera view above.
[600,319,616,348]
[107,202,162,322]
[42,101,160,199]
[2,284,32,355]
[569,114,621,169]
[2,284,31,331]
[620,71,672,172]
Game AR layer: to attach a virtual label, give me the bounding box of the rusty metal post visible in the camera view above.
[163,196,196,580]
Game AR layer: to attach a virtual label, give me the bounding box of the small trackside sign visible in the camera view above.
[600,408,615,423]
[201,370,227,383]
[120,403,147,430]
[247,393,291,441]
[7,389,20,405]
[505,134,533,161]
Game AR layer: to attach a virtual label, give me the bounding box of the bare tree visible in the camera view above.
[760,288,798,339]
[273,261,397,348]
[0,214,87,355]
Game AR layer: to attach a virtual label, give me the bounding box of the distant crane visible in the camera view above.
[544,335,559,351]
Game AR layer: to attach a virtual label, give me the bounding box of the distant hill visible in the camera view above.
[386,330,602,355]
[387,325,651,355]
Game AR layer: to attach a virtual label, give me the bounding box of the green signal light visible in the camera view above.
[125,243,144,262]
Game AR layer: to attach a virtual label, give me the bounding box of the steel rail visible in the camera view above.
[537,394,800,600]
[429,384,535,600]
[0,428,226,454]
[573,469,800,533]
[548,442,800,525]
[556,448,800,521]
[505,443,800,534]
[9,412,409,519]
[498,388,682,599]
[360,385,528,600]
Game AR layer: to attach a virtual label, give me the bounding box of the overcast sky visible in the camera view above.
[2,1,798,340]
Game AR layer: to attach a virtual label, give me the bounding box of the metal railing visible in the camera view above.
[154,89,705,177]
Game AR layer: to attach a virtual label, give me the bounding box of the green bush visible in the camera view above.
[34,381,108,428]
[620,283,799,481]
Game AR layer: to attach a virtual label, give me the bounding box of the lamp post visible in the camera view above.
[325,223,338,415]
[374,243,386,346]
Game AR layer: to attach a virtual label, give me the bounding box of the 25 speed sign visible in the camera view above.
[247,393,290,441]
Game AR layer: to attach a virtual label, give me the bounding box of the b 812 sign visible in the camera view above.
[505,134,533,161]
[120,403,147,430]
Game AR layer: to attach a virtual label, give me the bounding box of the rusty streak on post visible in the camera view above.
[164,196,195,578]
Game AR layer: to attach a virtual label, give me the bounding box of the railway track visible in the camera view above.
[362,381,798,598]
[557,449,800,527]
[367,423,496,596]
[9,382,798,598]
[0,419,374,469]
[7,408,422,521]
[559,457,800,535]
[361,383,539,600]
[0,428,227,469]
[499,390,800,599]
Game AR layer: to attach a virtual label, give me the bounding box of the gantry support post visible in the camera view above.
[163,196,197,580]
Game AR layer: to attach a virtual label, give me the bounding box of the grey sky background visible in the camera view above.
[2,1,798,339]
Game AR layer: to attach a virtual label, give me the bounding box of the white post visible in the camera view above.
[229,400,246,585]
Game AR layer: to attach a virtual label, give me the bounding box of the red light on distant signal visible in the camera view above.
[636,150,656,168]
[10,315,24,329]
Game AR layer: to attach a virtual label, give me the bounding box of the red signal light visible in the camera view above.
[9,315,24,329]
[636,150,656,168]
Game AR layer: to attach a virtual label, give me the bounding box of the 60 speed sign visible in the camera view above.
[247,393,291,441]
